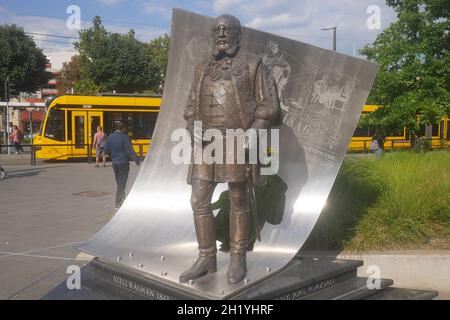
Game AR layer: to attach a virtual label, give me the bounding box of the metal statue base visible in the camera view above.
[43,255,437,300]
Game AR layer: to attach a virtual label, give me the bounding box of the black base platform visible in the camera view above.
[43,255,438,300]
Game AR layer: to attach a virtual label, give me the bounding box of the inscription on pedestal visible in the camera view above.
[112,275,172,300]
[276,279,335,300]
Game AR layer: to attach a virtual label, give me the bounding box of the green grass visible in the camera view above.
[303,151,450,252]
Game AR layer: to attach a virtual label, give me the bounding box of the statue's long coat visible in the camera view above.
[184,50,281,184]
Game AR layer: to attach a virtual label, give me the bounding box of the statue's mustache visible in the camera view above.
[216,38,229,46]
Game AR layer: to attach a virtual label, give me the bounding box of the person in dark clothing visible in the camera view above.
[0,166,7,179]
[376,135,385,152]
[104,121,140,208]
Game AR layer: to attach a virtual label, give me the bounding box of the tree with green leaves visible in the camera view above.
[360,0,449,133]
[0,24,51,100]
[74,16,160,94]
[146,34,170,94]
[56,55,104,95]
[56,55,81,95]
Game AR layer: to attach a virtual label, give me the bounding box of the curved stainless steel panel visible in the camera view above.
[76,8,378,299]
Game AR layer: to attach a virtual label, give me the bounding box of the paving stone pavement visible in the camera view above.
[0,160,140,299]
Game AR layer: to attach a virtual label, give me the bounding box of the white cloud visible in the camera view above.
[143,0,172,18]
[97,0,125,5]
[45,51,77,71]
[210,0,397,56]
[247,7,313,29]
[240,0,292,16]
[0,10,79,69]
[103,22,168,42]
[0,0,398,67]
[0,8,169,69]
[193,1,213,11]
[213,0,242,13]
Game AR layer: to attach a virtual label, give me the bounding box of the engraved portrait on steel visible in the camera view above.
[180,14,281,284]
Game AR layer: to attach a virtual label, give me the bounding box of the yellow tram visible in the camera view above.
[348,105,450,151]
[34,97,448,159]
[33,94,161,160]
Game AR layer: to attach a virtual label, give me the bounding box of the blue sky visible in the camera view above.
[0,0,398,68]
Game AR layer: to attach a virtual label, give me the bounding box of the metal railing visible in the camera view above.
[1,138,447,165]
[0,143,147,166]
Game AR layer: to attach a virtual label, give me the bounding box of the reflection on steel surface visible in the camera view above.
[76,8,378,299]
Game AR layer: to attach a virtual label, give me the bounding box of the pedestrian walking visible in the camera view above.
[370,136,382,159]
[376,134,385,156]
[104,121,140,208]
[93,125,107,167]
[0,166,7,180]
[7,122,13,153]
[11,125,24,154]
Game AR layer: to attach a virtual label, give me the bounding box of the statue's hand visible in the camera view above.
[251,118,271,130]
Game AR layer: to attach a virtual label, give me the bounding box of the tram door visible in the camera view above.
[71,111,87,157]
[71,111,103,157]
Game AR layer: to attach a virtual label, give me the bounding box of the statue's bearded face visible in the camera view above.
[212,15,241,58]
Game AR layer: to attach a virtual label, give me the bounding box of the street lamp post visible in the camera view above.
[321,26,337,51]
[4,77,11,155]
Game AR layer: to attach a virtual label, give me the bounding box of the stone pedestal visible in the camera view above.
[43,256,437,300]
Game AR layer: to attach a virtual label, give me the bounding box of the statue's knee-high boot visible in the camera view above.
[179,214,217,283]
[227,210,249,284]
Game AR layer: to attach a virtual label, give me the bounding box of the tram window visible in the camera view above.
[44,108,65,141]
[67,111,72,141]
[386,126,404,137]
[353,125,370,137]
[432,123,439,137]
[354,113,378,137]
[447,121,450,140]
[131,112,158,139]
[353,125,375,137]
[91,116,101,142]
[104,111,158,139]
[74,116,85,148]
[417,123,426,137]
[103,112,129,135]
[103,112,114,135]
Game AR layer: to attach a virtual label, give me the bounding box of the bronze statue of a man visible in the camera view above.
[180,14,281,284]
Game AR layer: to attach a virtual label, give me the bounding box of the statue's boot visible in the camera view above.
[179,214,217,283]
[227,210,249,284]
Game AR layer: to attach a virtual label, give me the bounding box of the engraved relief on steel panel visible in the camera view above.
[255,40,360,168]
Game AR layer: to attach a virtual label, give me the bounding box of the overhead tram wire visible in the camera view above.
[4,10,170,29]
[31,38,76,45]
[25,31,79,40]
[16,13,375,44]
[17,13,374,43]
[5,11,377,43]
[25,30,374,45]
[26,33,77,53]
[4,10,369,41]
[39,47,77,52]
